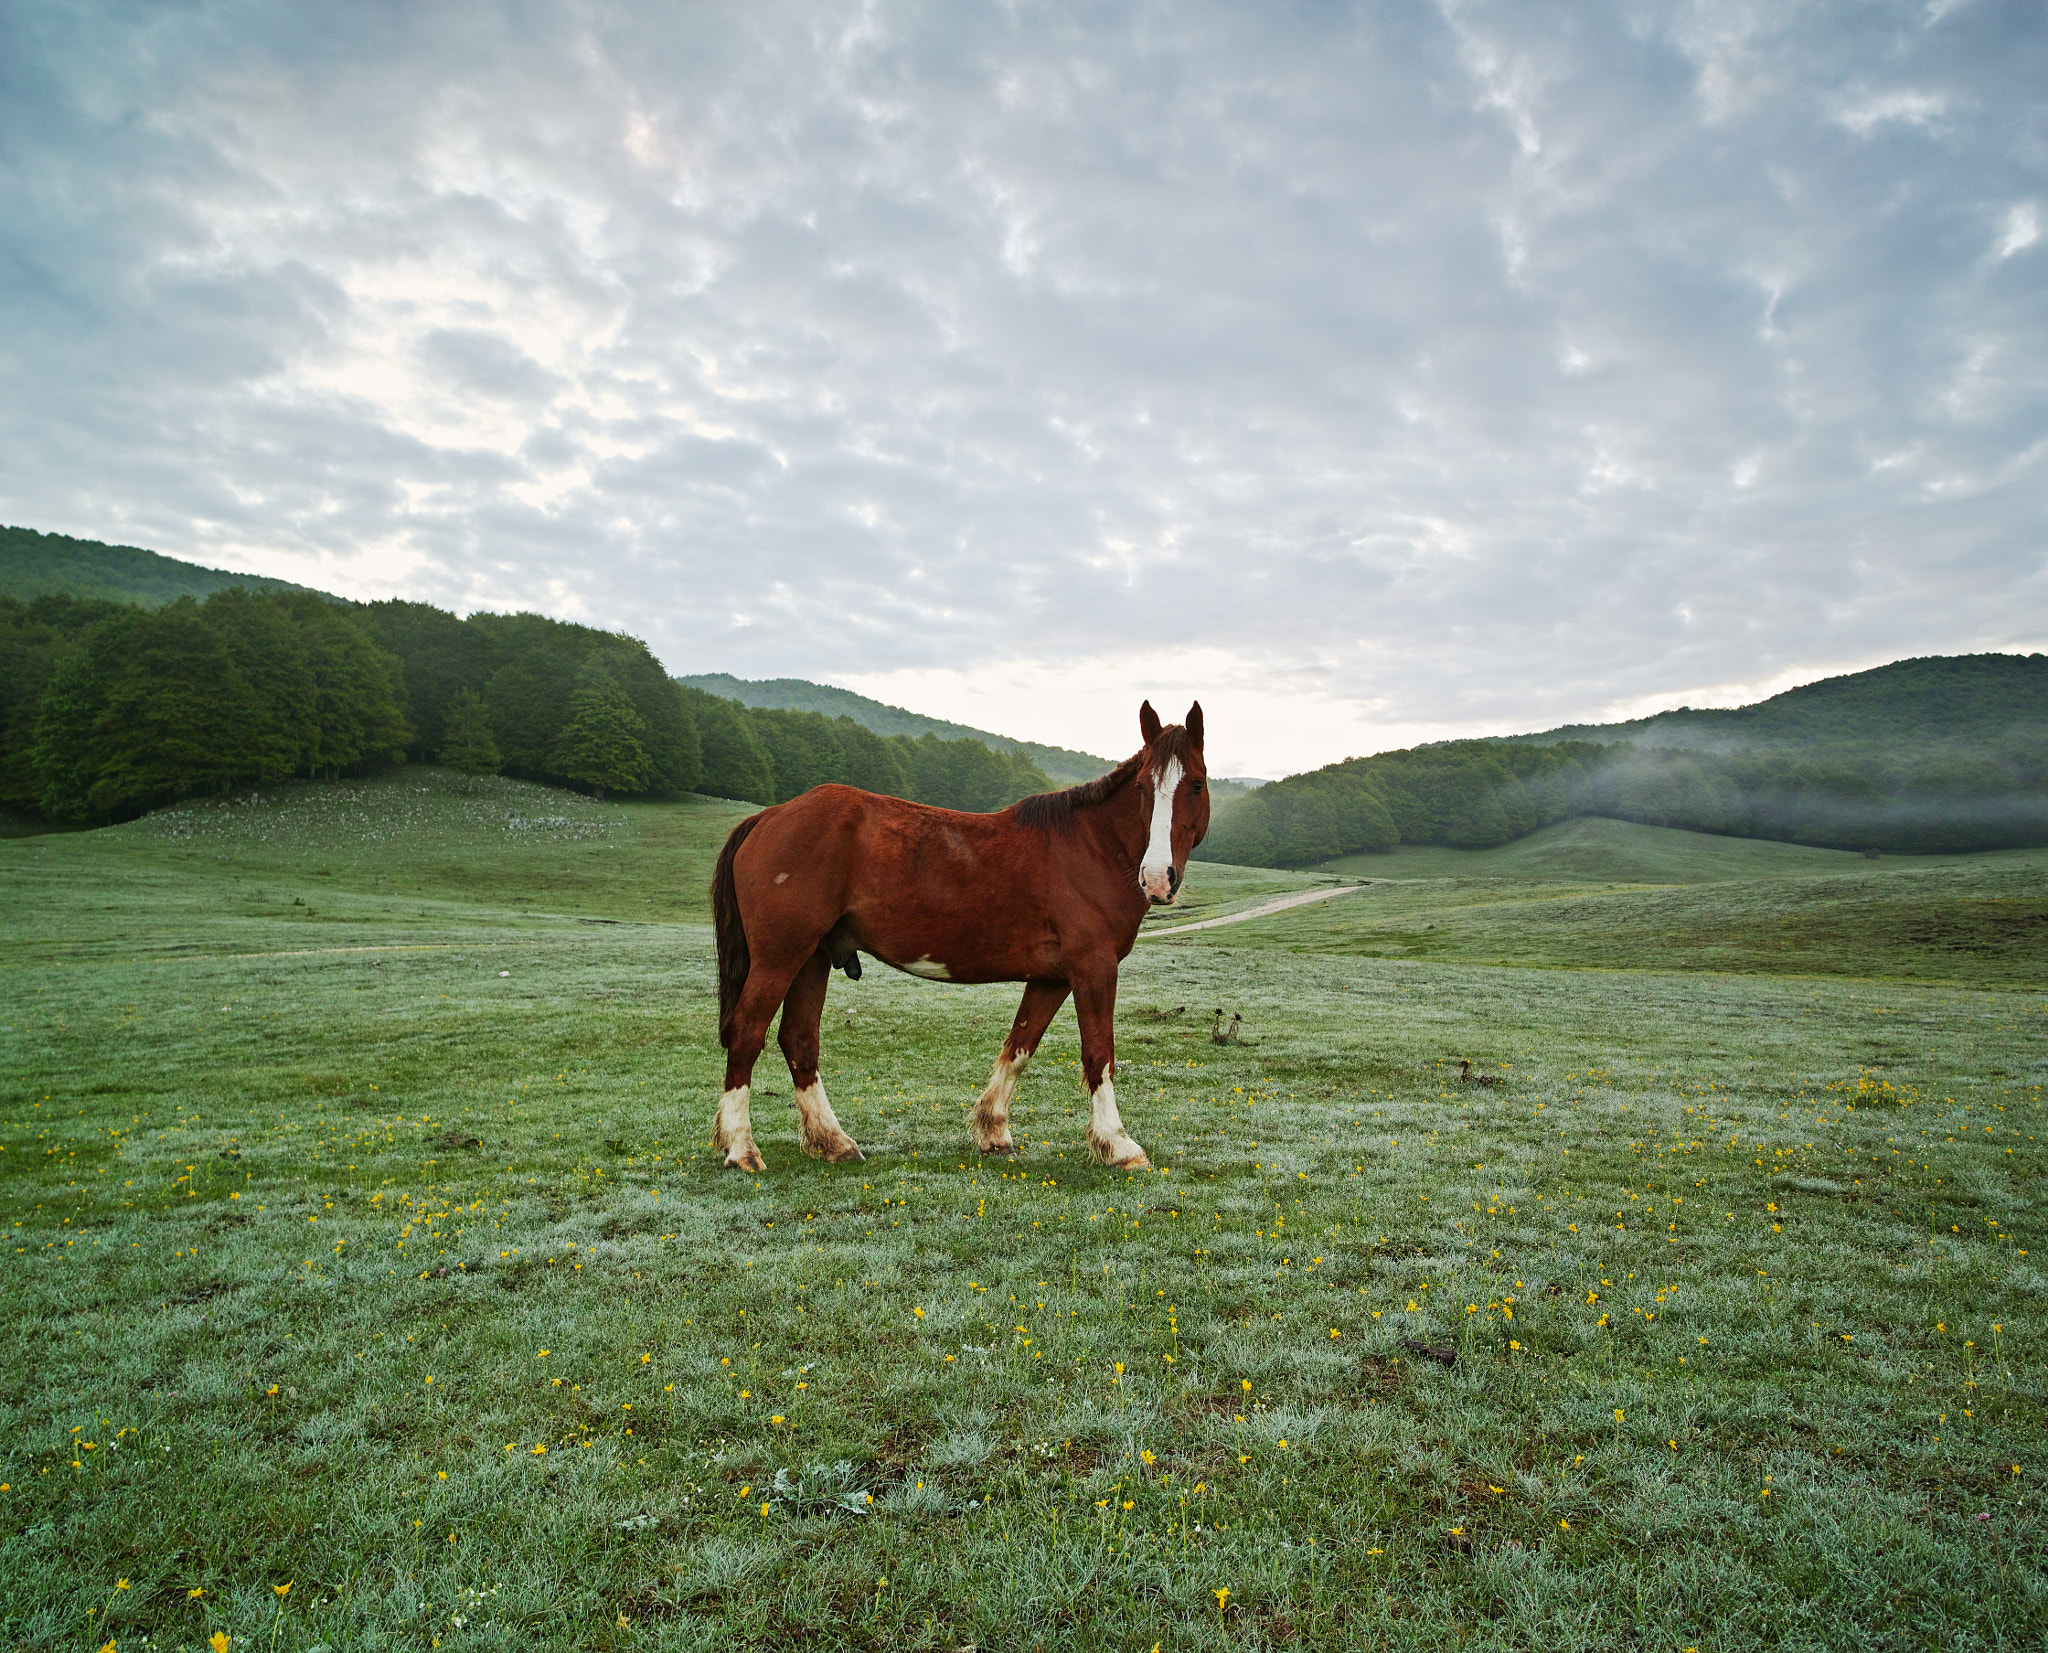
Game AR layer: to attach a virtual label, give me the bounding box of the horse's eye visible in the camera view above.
[1189,778,1204,795]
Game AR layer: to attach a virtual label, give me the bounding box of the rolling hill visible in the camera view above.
[1505,652,2047,752]
[0,524,314,606]
[677,673,1115,785]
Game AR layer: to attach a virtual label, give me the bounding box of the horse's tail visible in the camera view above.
[712,812,764,1051]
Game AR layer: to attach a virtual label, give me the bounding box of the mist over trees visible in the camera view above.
[1200,654,2048,865]
[0,588,1053,825]
[1200,732,2048,865]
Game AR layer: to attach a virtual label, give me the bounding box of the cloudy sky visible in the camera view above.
[3,1,2043,775]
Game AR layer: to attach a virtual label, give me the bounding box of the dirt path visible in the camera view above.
[1139,882,1369,937]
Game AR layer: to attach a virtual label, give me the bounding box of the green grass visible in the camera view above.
[1213,831,2048,992]
[4,771,2045,1650]
[1319,817,1889,885]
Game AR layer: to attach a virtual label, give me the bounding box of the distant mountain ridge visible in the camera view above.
[1502,653,2047,752]
[678,672,1115,785]
[0,525,314,607]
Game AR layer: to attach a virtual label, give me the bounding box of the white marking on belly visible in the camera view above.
[774,872,790,884]
[1139,758,1182,897]
[904,955,952,980]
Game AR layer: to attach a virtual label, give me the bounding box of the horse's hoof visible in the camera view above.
[978,1136,1016,1155]
[1090,1135,1150,1170]
[725,1144,767,1172]
[815,1135,865,1163]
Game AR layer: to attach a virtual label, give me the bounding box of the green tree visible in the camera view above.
[753,708,846,800]
[33,600,269,819]
[437,686,503,779]
[682,686,777,803]
[896,732,1050,809]
[1271,784,1344,863]
[1200,789,1277,865]
[835,718,914,797]
[270,593,411,776]
[0,595,126,813]
[483,649,576,777]
[203,589,317,777]
[469,613,697,794]
[551,659,650,798]
[359,599,498,761]
[602,643,701,795]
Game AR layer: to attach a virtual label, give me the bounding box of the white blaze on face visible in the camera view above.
[1139,758,1182,902]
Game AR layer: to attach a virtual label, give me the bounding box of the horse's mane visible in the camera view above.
[1013,726,1198,832]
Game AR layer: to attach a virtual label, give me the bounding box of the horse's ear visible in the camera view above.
[1139,700,1163,745]
[1186,702,1204,749]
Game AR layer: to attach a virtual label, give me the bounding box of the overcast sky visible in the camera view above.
[3,1,2043,775]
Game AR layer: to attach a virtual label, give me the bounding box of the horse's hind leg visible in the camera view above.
[779,948,864,1163]
[715,959,807,1172]
[972,978,1070,1154]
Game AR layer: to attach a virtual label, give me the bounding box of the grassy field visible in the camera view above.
[1275,820,2048,993]
[3,770,2044,1651]
[1317,818,1885,886]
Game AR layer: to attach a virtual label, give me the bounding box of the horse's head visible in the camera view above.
[1136,699,1209,904]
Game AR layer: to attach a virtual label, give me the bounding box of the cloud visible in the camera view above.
[1,0,2043,775]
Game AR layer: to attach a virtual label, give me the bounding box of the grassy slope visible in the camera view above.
[3,775,2043,1650]
[1249,820,2048,991]
[1320,816,1878,884]
[5,769,753,950]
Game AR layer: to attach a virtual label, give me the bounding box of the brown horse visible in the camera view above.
[708,701,1210,1172]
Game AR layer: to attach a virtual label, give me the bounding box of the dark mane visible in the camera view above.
[1013,726,1197,832]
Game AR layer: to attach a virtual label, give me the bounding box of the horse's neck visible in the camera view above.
[1075,771,1149,873]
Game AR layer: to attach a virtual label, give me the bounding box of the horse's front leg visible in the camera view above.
[972,978,1070,1154]
[1072,964,1149,1170]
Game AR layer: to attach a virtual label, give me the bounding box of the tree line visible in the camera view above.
[1198,730,2048,865]
[0,591,1052,824]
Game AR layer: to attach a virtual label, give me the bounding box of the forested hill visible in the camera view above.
[0,590,1057,825]
[679,672,1112,784]
[0,526,1068,825]
[1506,653,2047,751]
[1,525,313,606]
[1199,652,2048,866]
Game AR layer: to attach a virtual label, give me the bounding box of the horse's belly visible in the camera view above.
[851,912,1060,985]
